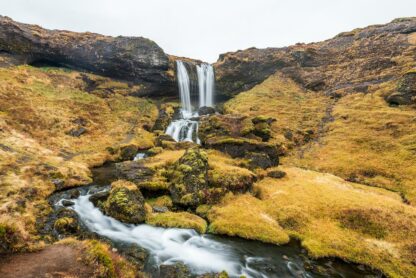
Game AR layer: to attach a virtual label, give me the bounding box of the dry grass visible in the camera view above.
[0,65,157,251]
[146,211,207,233]
[224,72,331,147]
[287,82,416,204]
[209,166,416,277]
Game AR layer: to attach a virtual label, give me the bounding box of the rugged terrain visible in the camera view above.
[0,16,415,278]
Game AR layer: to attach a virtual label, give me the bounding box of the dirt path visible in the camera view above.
[0,245,94,278]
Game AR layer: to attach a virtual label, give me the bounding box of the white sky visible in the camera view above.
[0,0,415,62]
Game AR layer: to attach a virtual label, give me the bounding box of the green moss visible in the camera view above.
[146,211,207,233]
[53,217,78,234]
[85,240,116,278]
[146,195,173,208]
[196,204,211,218]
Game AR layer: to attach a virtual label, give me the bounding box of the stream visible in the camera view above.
[51,183,380,278]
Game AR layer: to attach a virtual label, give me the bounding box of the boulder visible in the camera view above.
[159,263,191,278]
[386,70,416,105]
[115,161,155,184]
[0,16,174,96]
[198,106,216,115]
[267,170,287,179]
[205,136,281,167]
[167,148,209,207]
[104,180,146,224]
[53,217,79,235]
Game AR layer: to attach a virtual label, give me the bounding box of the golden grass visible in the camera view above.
[224,72,331,147]
[0,65,157,251]
[287,82,416,204]
[146,211,207,233]
[58,238,140,278]
[209,166,416,277]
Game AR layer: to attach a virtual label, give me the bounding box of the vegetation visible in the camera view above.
[0,65,157,250]
[209,166,416,277]
[146,211,207,233]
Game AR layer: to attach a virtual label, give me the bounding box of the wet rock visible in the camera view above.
[52,179,65,190]
[115,161,155,184]
[0,16,174,96]
[155,134,176,147]
[268,170,287,179]
[66,127,87,137]
[198,106,216,115]
[159,263,191,278]
[61,200,75,207]
[119,144,139,161]
[386,71,416,105]
[89,191,110,207]
[104,180,146,224]
[53,217,79,235]
[167,148,209,207]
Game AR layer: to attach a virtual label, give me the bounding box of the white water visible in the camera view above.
[176,60,192,114]
[69,193,290,278]
[165,61,215,143]
[197,63,215,108]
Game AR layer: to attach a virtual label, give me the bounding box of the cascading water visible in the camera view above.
[165,60,215,143]
[197,63,215,108]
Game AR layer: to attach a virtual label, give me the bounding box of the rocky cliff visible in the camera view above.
[214,17,416,103]
[0,16,175,96]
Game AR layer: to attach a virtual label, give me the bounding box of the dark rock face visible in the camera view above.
[214,18,416,99]
[198,106,216,115]
[0,16,175,96]
[386,71,416,105]
[267,170,287,179]
[115,161,155,184]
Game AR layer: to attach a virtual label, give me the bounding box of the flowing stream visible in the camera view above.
[52,185,379,278]
[165,60,215,143]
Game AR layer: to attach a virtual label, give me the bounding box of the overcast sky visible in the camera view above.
[0,0,415,62]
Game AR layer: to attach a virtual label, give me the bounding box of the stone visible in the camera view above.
[61,200,75,207]
[267,170,287,179]
[119,144,139,161]
[167,148,209,207]
[89,191,110,207]
[0,16,174,96]
[53,217,79,235]
[115,161,155,184]
[66,127,87,137]
[159,263,191,278]
[245,152,274,169]
[198,106,216,115]
[104,180,146,224]
[386,71,416,105]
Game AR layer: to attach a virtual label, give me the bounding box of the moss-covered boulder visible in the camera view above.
[115,161,155,185]
[54,217,79,235]
[167,148,209,206]
[104,180,146,224]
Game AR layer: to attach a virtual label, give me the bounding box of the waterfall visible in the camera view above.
[165,60,215,143]
[197,63,215,108]
[176,60,193,116]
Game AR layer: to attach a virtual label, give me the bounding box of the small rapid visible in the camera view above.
[61,191,315,278]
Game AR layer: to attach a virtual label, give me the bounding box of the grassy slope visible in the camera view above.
[224,72,416,204]
[209,167,416,278]
[0,65,157,251]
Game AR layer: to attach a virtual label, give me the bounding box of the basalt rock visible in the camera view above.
[198,106,216,116]
[104,180,146,224]
[167,148,209,207]
[386,70,416,105]
[115,161,155,184]
[0,16,175,96]
[214,18,416,99]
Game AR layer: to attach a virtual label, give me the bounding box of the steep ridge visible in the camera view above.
[0,16,175,96]
[214,17,416,101]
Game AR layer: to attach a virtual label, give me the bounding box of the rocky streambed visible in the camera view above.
[46,160,381,278]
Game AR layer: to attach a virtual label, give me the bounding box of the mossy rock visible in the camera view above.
[54,217,79,235]
[146,211,207,233]
[167,148,209,207]
[104,180,146,224]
